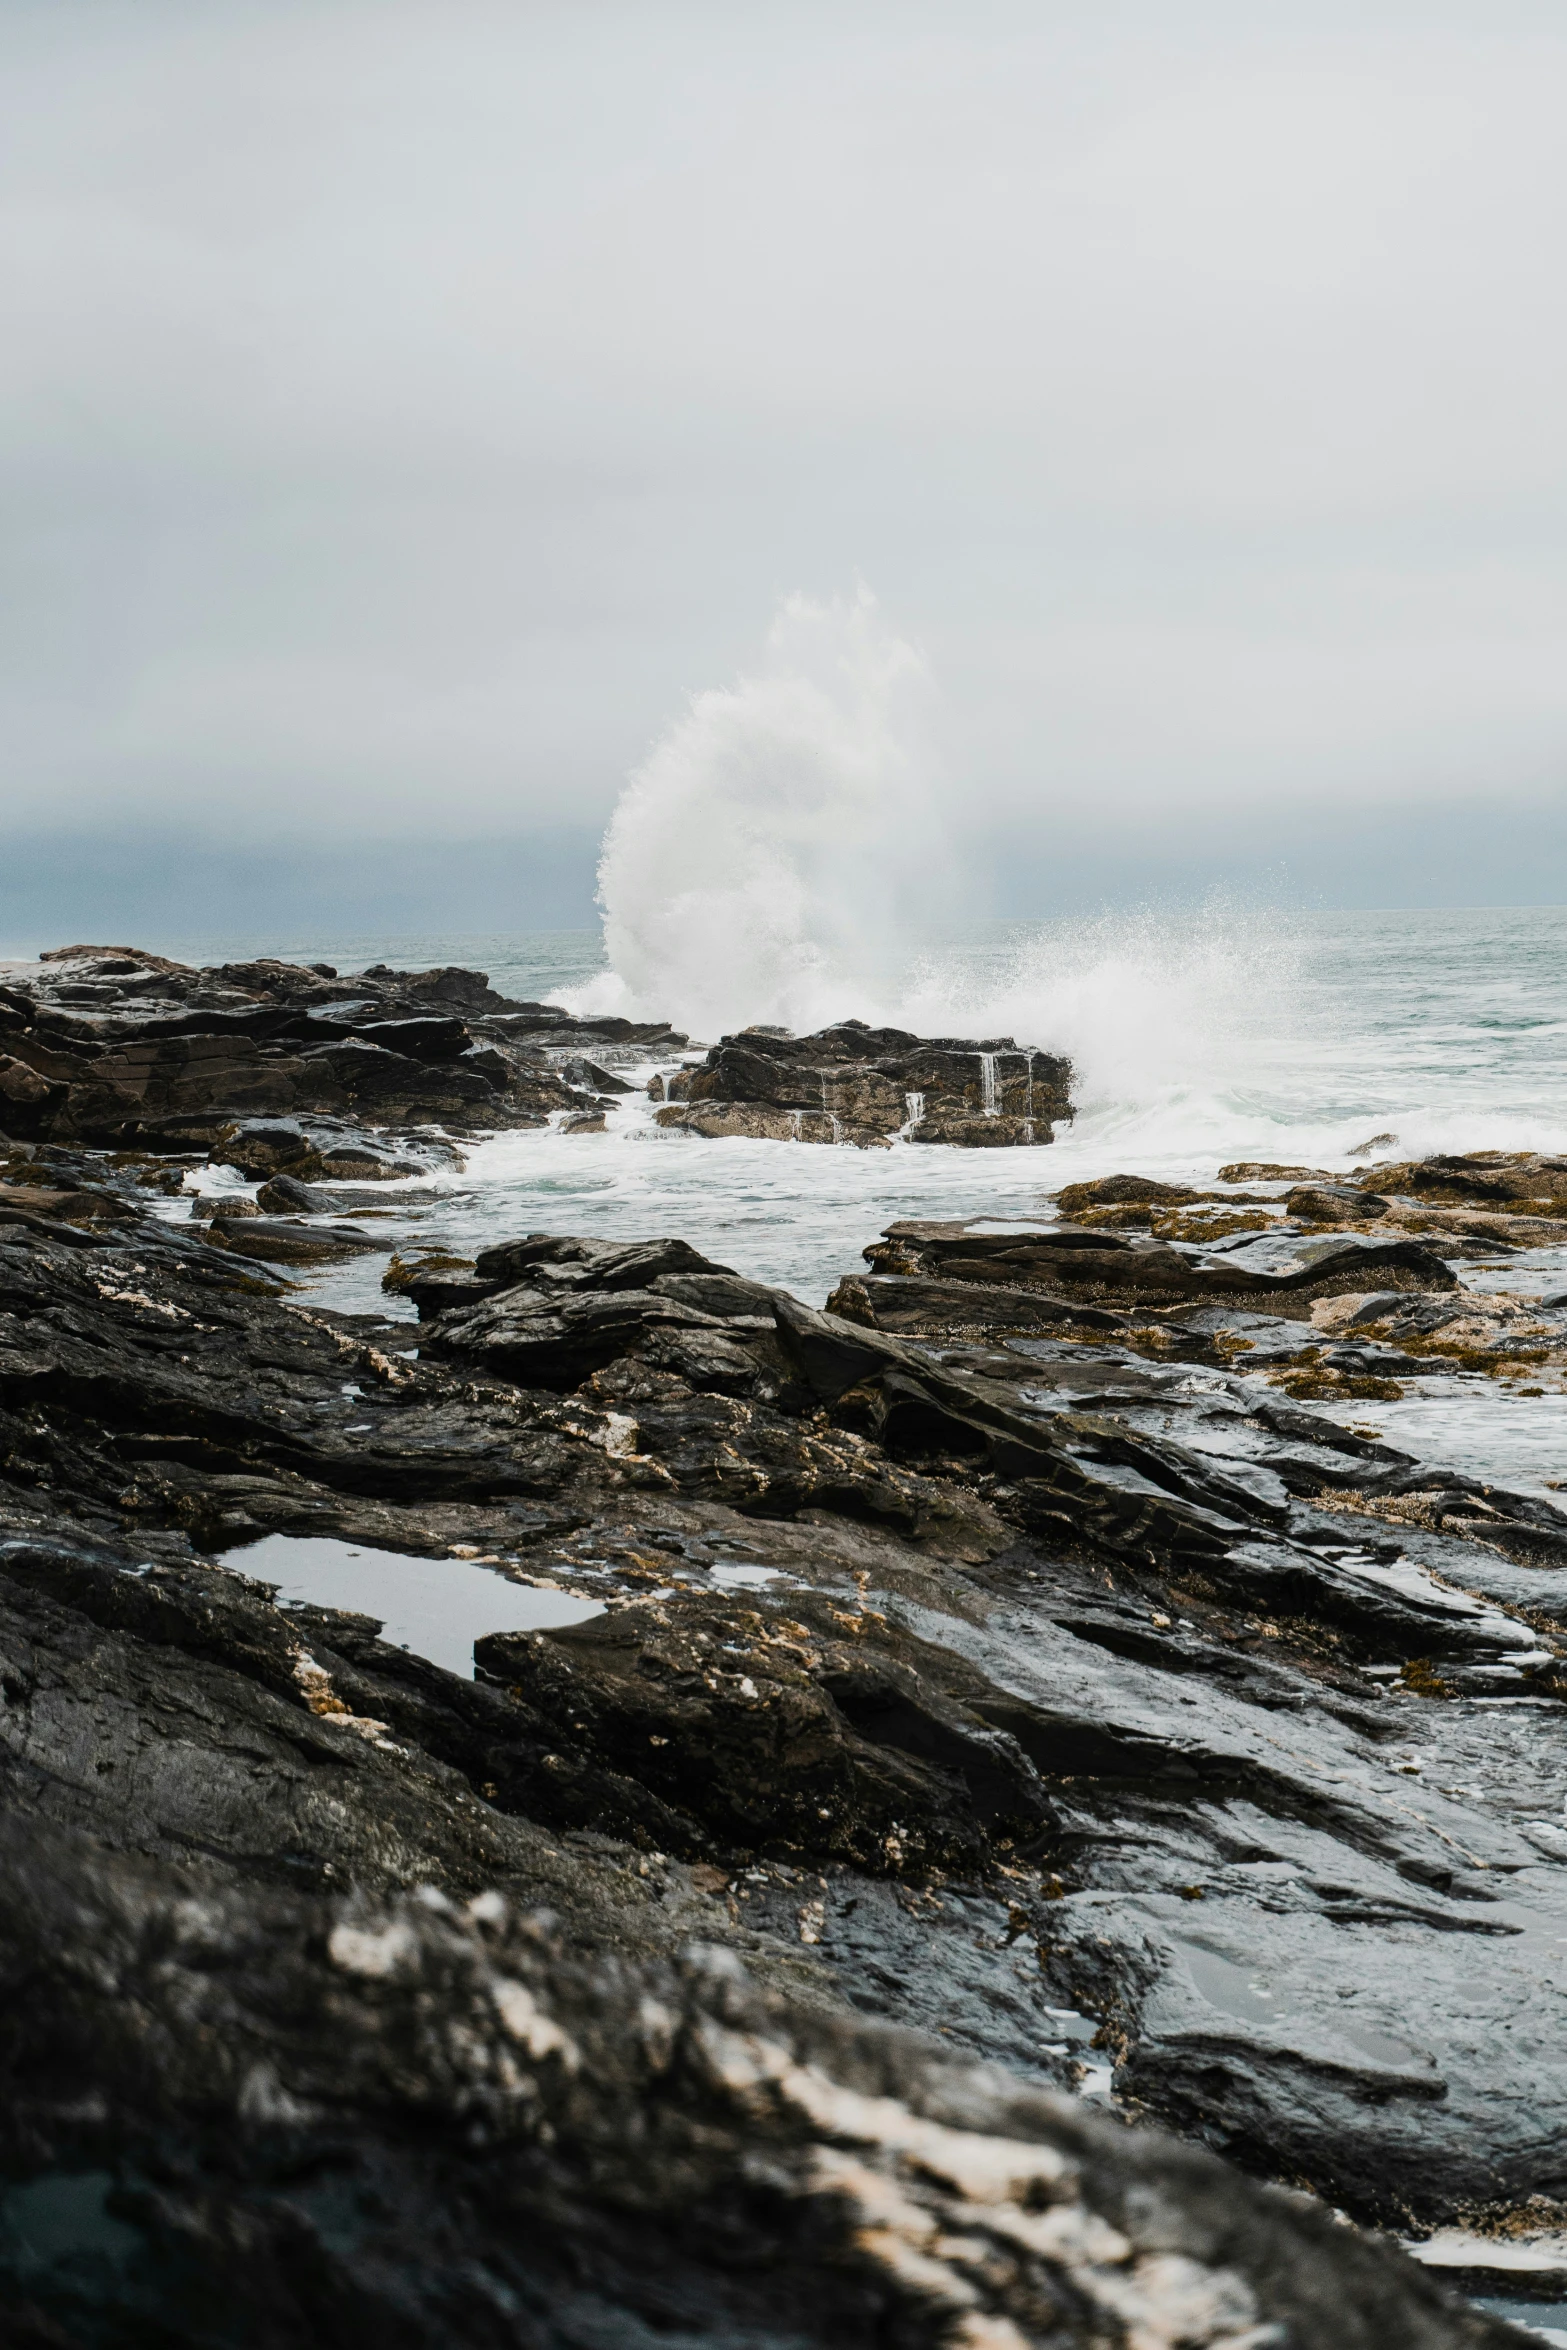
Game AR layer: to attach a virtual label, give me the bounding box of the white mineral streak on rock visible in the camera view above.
[293,1649,403,1747]
[328,1919,420,1978]
[946,2319,1033,2350]
[292,1650,348,1715]
[696,2022,1278,2347]
[797,1899,826,1945]
[237,2062,314,2125]
[488,1977,581,2071]
[93,1284,189,1320]
[637,1996,679,2069]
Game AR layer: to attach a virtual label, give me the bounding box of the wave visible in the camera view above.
[564,593,1567,1166]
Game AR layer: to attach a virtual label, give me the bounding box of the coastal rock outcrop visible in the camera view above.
[0,944,684,1149]
[0,1121,1560,2338]
[651,1020,1074,1146]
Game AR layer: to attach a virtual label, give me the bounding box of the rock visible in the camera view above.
[205,1215,387,1264]
[0,1814,1512,2350]
[872,1218,1459,1313]
[254,1171,336,1214]
[1220,1162,1341,1182]
[382,1250,491,1315]
[559,1055,635,1094]
[212,1120,329,1179]
[472,1233,732,1292]
[318,1142,427,1180]
[1369,1151,1567,1208]
[5,1176,1567,2335]
[826,1273,1125,1338]
[1287,1184,1392,1222]
[1056,1175,1203,1211]
[662,1020,1073,1147]
[477,1584,1055,1871]
[0,948,676,1148]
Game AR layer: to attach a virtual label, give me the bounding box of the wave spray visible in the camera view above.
[573,588,945,1038]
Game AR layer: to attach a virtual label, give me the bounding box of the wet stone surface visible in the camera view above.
[0,1102,1556,2342]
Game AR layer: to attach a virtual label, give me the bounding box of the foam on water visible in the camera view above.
[295,901,1567,1328]
[556,589,1567,1171]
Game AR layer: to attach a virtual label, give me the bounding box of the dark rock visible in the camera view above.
[875,1219,1459,1312]
[1056,1174,1203,1211]
[0,1814,1511,2350]
[203,1215,387,1264]
[560,1055,635,1094]
[472,1232,732,1293]
[4,1182,1567,2335]
[0,948,683,1148]
[254,1171,333,1214]
[212,1119,328,1179]
[477,1585,1056,1871]
[662,1020,1074,1147]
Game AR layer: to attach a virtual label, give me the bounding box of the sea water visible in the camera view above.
[164,902,1567,1503]
[229,900,1567,1294]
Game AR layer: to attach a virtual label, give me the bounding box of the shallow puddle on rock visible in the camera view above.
[1178,1944,1280,2025]
[231,1532,603,1677]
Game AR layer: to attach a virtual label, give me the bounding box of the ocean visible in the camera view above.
[169,903,1567,1506]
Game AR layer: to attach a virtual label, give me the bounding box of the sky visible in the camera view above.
[3,0,1567,950]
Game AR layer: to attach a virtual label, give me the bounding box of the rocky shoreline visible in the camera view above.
[2,950,1563,2345]
[0,947,1077,1153]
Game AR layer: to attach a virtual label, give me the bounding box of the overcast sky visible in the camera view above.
[4,0,1567,942]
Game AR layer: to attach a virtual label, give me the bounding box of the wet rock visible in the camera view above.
[559,1054,635,1094]
[204,1215,387,1265]
[1287,1184,1392,1222]
[477,1585,1056,1872]
[1367,1150,1567,1208]
[0,1815,1512,2350]
[661,1020,1074,1146]
[1056,1175,1204,1212]
[6,1181,1567,2331]
[0,947,671,1147]
[382,1250,492,1315]
[874,1218,1459,1312]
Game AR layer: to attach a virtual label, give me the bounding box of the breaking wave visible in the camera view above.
[565,589,1299,1147]
[563,590,1567,1165]
[570,586,947,1041]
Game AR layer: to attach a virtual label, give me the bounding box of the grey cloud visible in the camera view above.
[1,0,1565,912]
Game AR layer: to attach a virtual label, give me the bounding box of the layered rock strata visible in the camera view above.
[948,1156,1567,1404]
[0,1148,1560,2340]
[651,1019,1074,1146]
[0,944,682,1149]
